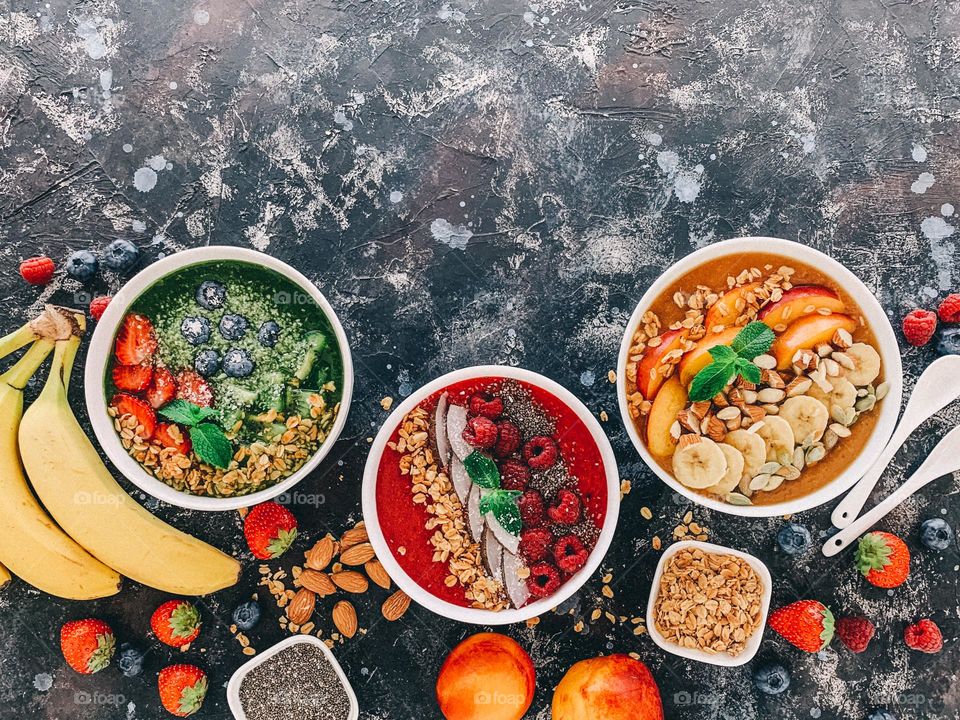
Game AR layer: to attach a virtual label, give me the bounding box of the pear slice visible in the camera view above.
[434,392,452,468]
[482,525,504,582]
[449,456,472,507]
[445,404,473,460]
[466,485,484,542]
[501,549,531,609]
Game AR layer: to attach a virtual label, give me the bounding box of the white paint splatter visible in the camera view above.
[146,154,167,171]
[133,167,157,192]
[656,150,679,174]
[131,219,146,232]
[921,216,955,241]
[912,144,927,162]
[799,133,816,154]
[122,143,133,153]
[33,673,52,691]
[75,17,112,59]
[674,171,702,203]
[389,191,403,203]
[430,218,472,250]
[942,203,954,217]
[99,69,113,93]
[168,81,177,90]
[437,4,466,22]
[579,370,595,387]
[333,107,353,131]
[193,9,209,25]
[922,217,956,291]
[911,172,935,194]
[642,131,662,146]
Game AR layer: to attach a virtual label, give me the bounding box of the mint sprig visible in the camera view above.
[158,399,216,426]
[688,321,775,401]
[158,399,233,469]
[463,451,521,535]
[462,451,501,489]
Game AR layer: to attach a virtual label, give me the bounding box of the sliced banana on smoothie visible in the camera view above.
[779,396,829,445]
[807,376,856,412]
[840,342,881,386]
[754,415,795,462]
[724,430,766,480]
[672,437,728,489]
[708,443,745,494]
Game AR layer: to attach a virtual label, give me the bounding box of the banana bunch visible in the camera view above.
[0,307,240,598]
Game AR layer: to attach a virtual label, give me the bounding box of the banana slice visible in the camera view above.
[672,437,728,489]
[724,430,766,480]
[808,376,857,412]
[842,342,881,386]
[708,444,745,494]
[779,396,829,445]
[754,415,795,462]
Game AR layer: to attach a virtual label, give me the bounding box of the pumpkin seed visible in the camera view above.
[875,381,890,401]
[806,445,826,464]
[855,396,876,412]
[763,476,785,492]
[749,474,773,491]
[793,447,805,470]
[776,465,801,480]
[726,492,753,506]
[759,462,782,475]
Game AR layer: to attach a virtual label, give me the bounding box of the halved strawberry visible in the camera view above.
[115,313,158,366]
[111,393,157,439]
[146,367,178,409]
[176,371,213,408]
[112,364,153,393]
[156,423,192,455]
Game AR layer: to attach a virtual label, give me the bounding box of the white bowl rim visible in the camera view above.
[616,236,903,517]
[645,540,772,666]
[226,634,359,720]
[83,246,355,512]
[361,365,621,625]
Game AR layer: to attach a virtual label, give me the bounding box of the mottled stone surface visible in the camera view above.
[1,1,959,718]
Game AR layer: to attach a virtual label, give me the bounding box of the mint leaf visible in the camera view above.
[159,399,216,427]
[480,489,522,535]
[709,344,737,362]
[688,356,737,402]
[731,321,775,359]
[463,451,501,489]
[189,422,234,468]
[736,358,762,385]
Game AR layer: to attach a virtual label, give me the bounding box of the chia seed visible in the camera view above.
[239,642,352,720]
[497,380,556,439]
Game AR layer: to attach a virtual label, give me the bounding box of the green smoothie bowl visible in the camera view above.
[84,247,353,511]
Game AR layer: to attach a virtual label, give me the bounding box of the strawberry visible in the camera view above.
[176,370,213,407]
[89,296,112,321]
[151,600,201,648]
[146,367,178,409]
[769,600,835,652]
[244,502,297,559]
[156,423,192,455]
[20,256,56,285]
[904,618,943,653]
[856,531,910,588]
[112,364,153,392]
[115,313,158,365]
[158,664,208,717]
[835,616,875,653]
[111,393,157,439]
[60,618,115,674]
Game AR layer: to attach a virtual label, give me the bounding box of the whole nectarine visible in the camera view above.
[552,654,663,720]
[436,633,535,720]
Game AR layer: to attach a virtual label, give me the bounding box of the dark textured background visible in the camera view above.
[1,0,959,718]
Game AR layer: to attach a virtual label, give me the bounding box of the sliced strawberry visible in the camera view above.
[146,367,178,409]
[112,364,153,393]
[176,371,214,408]
[114,313,158,366]
[111,393,157,439]
[156,423,192,455]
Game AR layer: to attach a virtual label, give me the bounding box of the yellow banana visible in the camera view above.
[19,334,240,595]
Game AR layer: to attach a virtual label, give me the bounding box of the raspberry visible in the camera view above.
[19,256,55,286]
[493,421,521,458]
[520,528,553,563]
[523,436,559,470]
[518,490,545,528]
[902,309,937,347]
[904,619,943,653]
[547,489,581,525]
[835,616,875,653]
[461,416,498,449]
[89,296,112,321]
[500,459,531,491]
[527,562,561,598]
[938,293,960,323]
[468,393,503,419]
[553,534,589,574]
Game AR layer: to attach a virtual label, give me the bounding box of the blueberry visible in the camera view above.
[232,600,261,631]
[258,320,281,347]
[752,663,790,695]
[196,280,226,310]
[223,348,254,378]
[936,327,960,356]
[777,523,812,555]
[920,518,954,551]
[118,643,145,677]
[64,250,98,282]
[180,316,211,346]
[867,710,897,720]
[194,349,220,377]
[219,314,249,341]
[101,239,140,272]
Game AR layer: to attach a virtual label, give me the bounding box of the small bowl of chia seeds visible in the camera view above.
[227,635,359,720]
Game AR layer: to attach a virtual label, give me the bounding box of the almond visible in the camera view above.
[331,570,368,593]
[339,542,375,566]
[332,601,358,639]
[381,589,411,621]
[340,525,368,551]
[299,569,337,596]
[365,559,391,589]
[705,416,726,443]
[305,536,336,572]
[286,588,316,625]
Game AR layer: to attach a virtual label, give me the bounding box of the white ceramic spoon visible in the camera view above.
[823,424,960,556]
[831,355,960,529]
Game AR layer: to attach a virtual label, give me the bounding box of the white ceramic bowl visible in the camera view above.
[617,236,903,517]
[645,540,771,666]
[84,246,354,511]
[226,635,359,720]
[362,366,621,625]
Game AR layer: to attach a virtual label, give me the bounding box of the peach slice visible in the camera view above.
[677,327,739,386]
[771,314,857,369]
[759,285,846,331]
[635,328,687,401]
[646,376,687,457]
[704,282,761,331]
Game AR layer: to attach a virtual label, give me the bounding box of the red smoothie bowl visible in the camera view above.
[362,366,620,625]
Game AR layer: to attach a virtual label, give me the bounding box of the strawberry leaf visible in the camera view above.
[267,528,297,558]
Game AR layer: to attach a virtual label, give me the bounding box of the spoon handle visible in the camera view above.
[831,356,960,528]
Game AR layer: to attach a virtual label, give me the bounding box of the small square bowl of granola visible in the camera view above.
[646,540,772,666]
